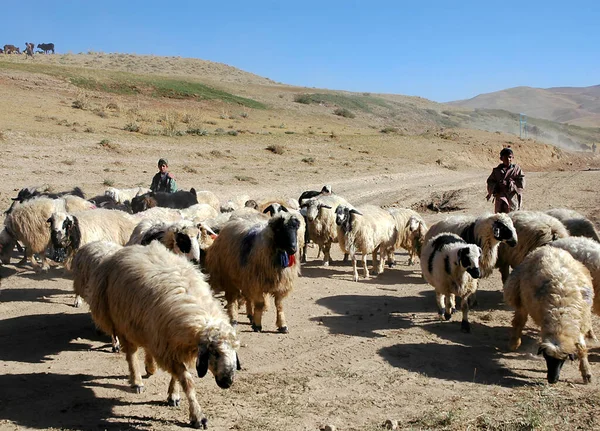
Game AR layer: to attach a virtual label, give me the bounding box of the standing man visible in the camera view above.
[486,148,524,213]
[150,158,177,193]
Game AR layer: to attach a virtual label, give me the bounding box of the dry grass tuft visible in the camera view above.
[412,189,465,213]
[266,144,285,155]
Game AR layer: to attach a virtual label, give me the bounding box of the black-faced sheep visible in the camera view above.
[84,241,240,428]
[420,233,482,333]
[262,204,307,265]
[504,246,593,384]
[205,211,301,333]
[48,208,138,269]
[386,208,428,266]
[545,208,600,242]
[335,204,397,282]
[1,197,94,270]
[496,211,569,283]
[549,236,600,317]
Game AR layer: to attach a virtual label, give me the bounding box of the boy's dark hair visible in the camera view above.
[500,148,513,158]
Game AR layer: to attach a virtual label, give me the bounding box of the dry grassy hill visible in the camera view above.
[450,84,600,128]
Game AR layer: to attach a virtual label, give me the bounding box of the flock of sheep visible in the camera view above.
[1,183,600,428]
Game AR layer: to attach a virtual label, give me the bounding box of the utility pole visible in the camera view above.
[519,113,527,139]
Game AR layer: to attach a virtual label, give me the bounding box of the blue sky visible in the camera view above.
[3,1,598,102]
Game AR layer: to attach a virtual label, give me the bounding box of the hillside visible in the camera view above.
[450,84,600,127]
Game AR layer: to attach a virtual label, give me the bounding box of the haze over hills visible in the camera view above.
[449,85,600,128]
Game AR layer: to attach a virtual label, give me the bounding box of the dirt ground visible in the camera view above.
[1,57,600,431]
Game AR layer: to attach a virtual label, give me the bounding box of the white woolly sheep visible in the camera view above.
[205,211,301,333]
[70,240,123,351]
[420,233,482,333]
[48,208,138,270]
[104,187,151,205]
[301,194,350,265]
[179,203,219,223]
[503,246,593,384]
[335,204,397,282]
[220,194,250,213]
[133,206,184,223]
[386,208,428,266]
[191,190,221,211]
[85,241,240,428]
[550,236,600,317]
[546,208,600,242]
[496,211,569,282]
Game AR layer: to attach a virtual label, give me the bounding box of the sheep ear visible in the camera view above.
[280,205,289,212]
[46,217,52,224]
[350,209,363,216]
[175,232,192,254]
[320,204,332,210]
[236,353,242,371]
[196,344,210,378]
[263,205,274,215]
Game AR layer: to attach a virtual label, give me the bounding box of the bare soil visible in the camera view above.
[1,56,600,431]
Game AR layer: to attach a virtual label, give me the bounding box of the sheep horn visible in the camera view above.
[196,344,209,378]
[236,353,241,371]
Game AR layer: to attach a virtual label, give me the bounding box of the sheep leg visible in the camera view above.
[577,343,592,384]
[322,242,332,266]
[144,351,157,376]
[121,338,144,393]
[251,297,266,332]
[244,296,254,324]
[167,375,181,407]
[73,294,83,308]
[436,292,449,321]
[362,253,370,279]
[274,295,288,333]
[225,291,240,326]
[387,249,395,268]
[499,263,511,284]
[460,294,471,333]
[374,249,384,275]
[112,334,121,353]
[174,363,207,429]
[508,308,528,351]
[351,255,359,282]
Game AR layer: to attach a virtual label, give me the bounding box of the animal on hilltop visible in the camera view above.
[3,45,20,54]
[37,43,54,54]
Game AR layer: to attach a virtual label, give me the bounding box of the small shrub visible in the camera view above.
[182,165,198,174]
[103,178,115,187]
[98,139,120,151]
[380,127,398,134]
[204,120,217,125]
[333,108,355,118]
[227,130,238,136]
[302,157,315,165]
[215,128,226,135]
[84,127,94,133]
[124,122,140,132]
[234,175,258,185]
[266,144,285,155]
[106,102,120,111]
[61,159,76,166]
[94,109,108,118]
[294,94,312,104]
[240,112,249,118]
[210,150,224,158]
[284,131,295,134]
[187,128,209,136]
[182,112,193,124]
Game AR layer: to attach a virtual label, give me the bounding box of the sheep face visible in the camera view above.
[196,340,240,389]
[131,194,153,214]
[262,203,288,217]
[335,205,361,230]
[104,188,118,201]
[48,213,74,248]
[539,342,575,384]
[493,218,518,247]
[304,201,321,222]
[458,245,482,279]
[174,227,201,264]
[269,214,300,255]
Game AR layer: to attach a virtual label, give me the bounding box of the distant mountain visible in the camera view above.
[449,85,600,127]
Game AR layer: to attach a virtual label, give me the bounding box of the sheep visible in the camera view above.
[424,213,517,279]
[130,189,198,213]
[48,208,138,270]
[301,194,350,265]
[133,206,184,223]
[84,241,240,428]
[549,236,600,317]
[179,203,219,223]
[335,204,397,282]
[496,211,569,282]
[127,219,216,265]
[386,208,429,266]
[546,208,600,242]
[420,233,482,333]
[298,185,332,206]
[193,190,221,211]
[262,204,307,265]
[104,186,151,205]
[220,194,250,213]
[205,211,301,333]
[503,246,593,384]
[70,241,123,352]
[5,186,88,215]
